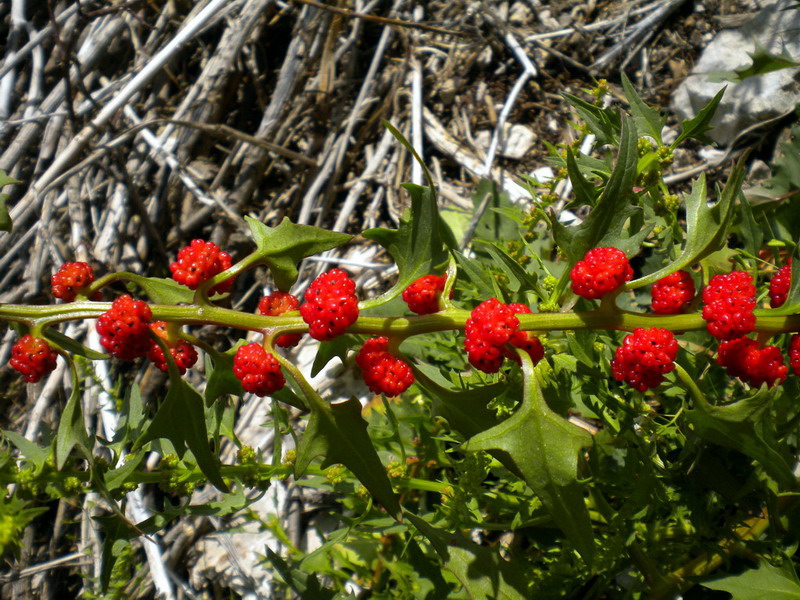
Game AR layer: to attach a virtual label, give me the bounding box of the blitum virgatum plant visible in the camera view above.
[2,76,800,598]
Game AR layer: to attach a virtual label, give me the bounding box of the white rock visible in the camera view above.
[671,0,800,146]
[474,123,537,160]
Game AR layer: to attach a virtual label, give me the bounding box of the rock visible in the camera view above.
[474,123,537,160]
[671,0,800,146]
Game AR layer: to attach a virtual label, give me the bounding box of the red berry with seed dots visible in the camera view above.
[233,343,285,396]
[403,274,447,315]
[10,335,58,383]
[701,271,756,340]
[258,292,302,348]
[769,261,791,308]
[299,269,359,341]
[611,327,679,392]
[170,239,234,295]
[51,262,95,302]
[146,322,198,374]
[355,337,415,397]
[570,247,633,300]
[717,338,787,388]
[788,334,800,376]
[651,270,696,314]
[96,295,152,360]
[464,298,520,373]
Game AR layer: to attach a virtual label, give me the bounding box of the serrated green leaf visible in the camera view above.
[702,559,800,599]
[4,431,50,474]
[464,355,595,562]
[628,157,744,289]
[133,377,228,492]
[453,249,501,300]
[125,274,196,304]
[104,451,144,492]
[553,116,644,264]
[405,513,528,600]
[246,216,352,291]
[565,147,601,207]
[561,93,620,145]
[686,388,795,488]
[204,347,243,404]
[734,42,800,81]
[311,335,359,377]
[672,86,725,147]
[362,183,451,308]
[478,241,540,296]
[295,395,400,518]
[621,72,665,144]
[55,384,93,470]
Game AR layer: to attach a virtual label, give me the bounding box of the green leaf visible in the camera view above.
[405,513,528,600]
[133,377,228,492]
[55,385,93,470]
[362,183,451,308]
[0,170,20,233]
[295,396,401,518]
[463,355,595,562]
[453,249,501,300]
[310,335,359,378]
[104,451,144,492]
[628,156,744,289]
[733,42,800,81]
[43,329,108,360]
[702,559,800,599]
[125,275,196,304]
[561,93,620,146]
[246,216,352,291]
[621,72,665,144]
[686,388,795,488]
[672,86,725,147]
[553,116,645,264]
[477,241,541,297]
[204,347,243,404]
[4,431,50,474]
[94,514,141,592]
[565,147,601,207]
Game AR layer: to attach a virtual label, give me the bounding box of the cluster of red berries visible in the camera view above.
[717,337,788,388]
[701,271,757,341]
[170,239,234,295]
[355,337,415,397]
[51,262,96,302]
[651,270,695,314]
[402,274,446,315]
[299,269,359,341]
[96,295,154,361]
[233,343,285,396]
[611,328,679,392]
[10,335,58,383]
[769,260,791,308]
[259,292,302,348]
[146,321,198,375]
[464,298,544,373]
[570,247,633,300]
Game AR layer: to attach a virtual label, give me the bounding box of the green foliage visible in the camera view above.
[0,170,19,233]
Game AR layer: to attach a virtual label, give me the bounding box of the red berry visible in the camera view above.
[769,261,791,308]
[701,271,756,340]
[170,239,234,295]
[233,343,285,396]
[10,335,58,383]
[718,338,787,388]
[299,269,359,341]
[355,337,415,397]
[611,327,679,392]
[651,270,695,314]
[146,322,198,374]
[788,334,800,376]
[258,292,302,348]
[402,274,447,315]
[570,247,633,300]
[51,262,95,302]
[96,295,153,360]
[505,303,545,364]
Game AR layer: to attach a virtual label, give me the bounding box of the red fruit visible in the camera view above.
[788,334,800,376]
[258,292,302,348]
[355,337,415,397]
[402,274,447,315]
[146,322,198,374]
[701,271,756,340]
[170,239,234,295]
[769,261,791,308]
[51,262,95,302]
[570,247,633,300]
[10,335,58,383]
[505,303,545,364]
[299,269,359,341]
[651,270,695,314]
[718,338,787,388]
[96,295,153,360]
[233,343,285,396]
[611,327,679,392]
